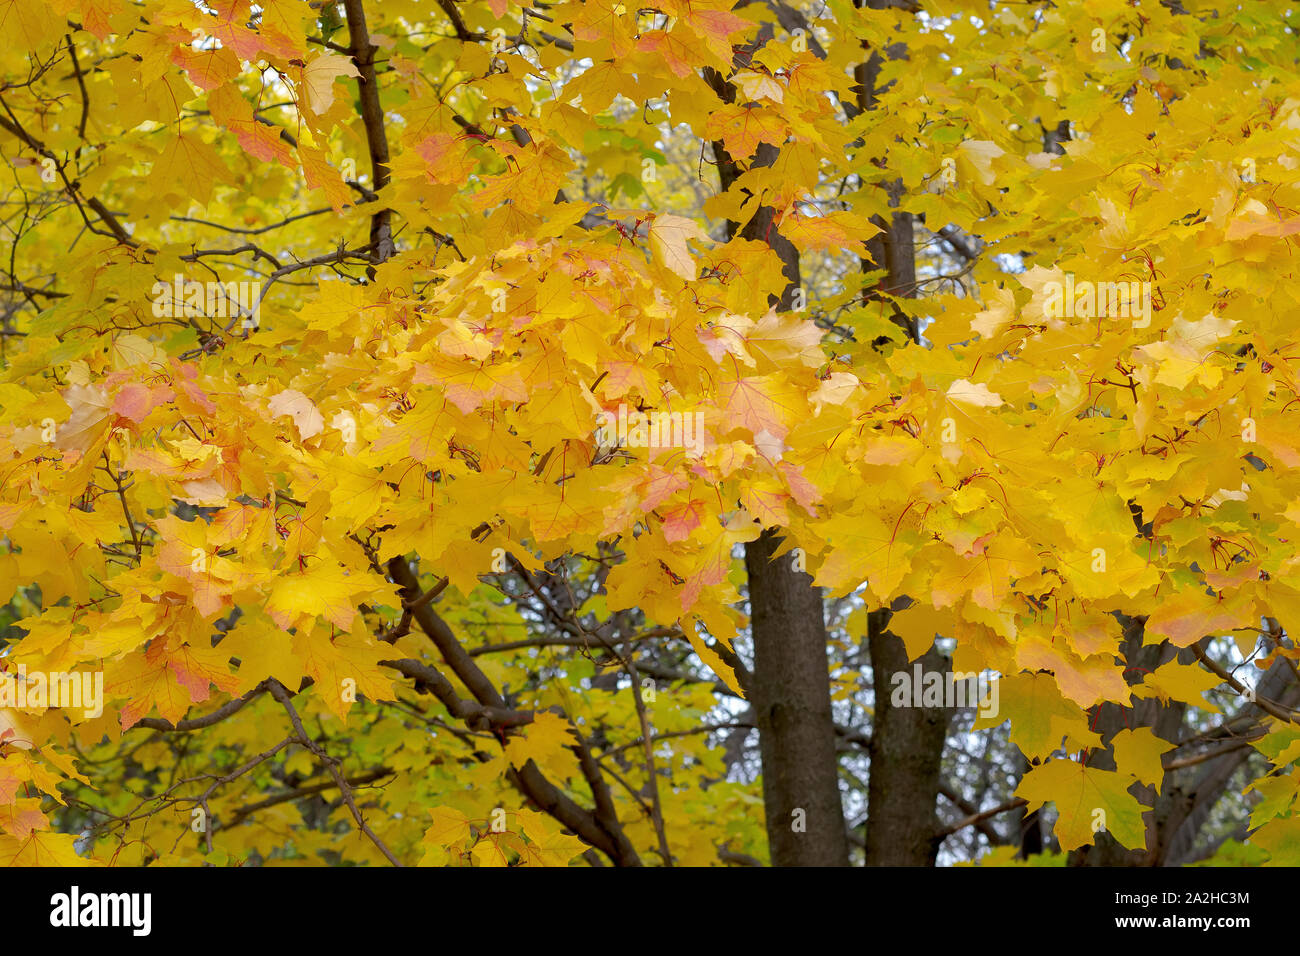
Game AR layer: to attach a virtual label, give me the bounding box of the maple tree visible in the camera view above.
[0,0,1297,869]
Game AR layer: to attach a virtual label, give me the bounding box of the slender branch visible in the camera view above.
[268,680,404,866]
[936,797,1028,840]
[224,767,394,829]
[343,0,395,265]
[135,684,268,732]
[386,556,642,865]
[1192,642,1300,724]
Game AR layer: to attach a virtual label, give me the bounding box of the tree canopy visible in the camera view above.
[0,0,1298,868]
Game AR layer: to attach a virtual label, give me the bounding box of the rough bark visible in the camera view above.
[865,609,952,865]
[745,529,850,865]
[1068,615,1184,866]
[342,0,395,264]
[1014,753,1044,858]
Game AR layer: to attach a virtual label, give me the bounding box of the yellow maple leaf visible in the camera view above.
[504,712,579,780]
[1016,759,1150,852]
[0,829,99,866]
[516,807,586,866]
[649,214,709,281]
[1110,728,1174,791]
[299,52,360,115]
[418,805,474,866]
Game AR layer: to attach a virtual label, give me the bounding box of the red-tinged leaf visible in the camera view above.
[661,499,706,543]
[1145,588,1255,647]
[111,382,173,423]
[170,40,241,91]
[210,81,297,168]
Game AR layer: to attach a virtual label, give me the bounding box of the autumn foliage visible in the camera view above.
[0,0,1297,867]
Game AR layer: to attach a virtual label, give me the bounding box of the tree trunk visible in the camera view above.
[746,529,850,865]
[851,15,951,865]
[1068,615,1182,866]
[705,61,849,867]
[1014,754,1044,858]
[864,608,952,865]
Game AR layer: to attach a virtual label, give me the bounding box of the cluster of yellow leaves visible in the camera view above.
[0,0,1297,865]
[419,806,586,867]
